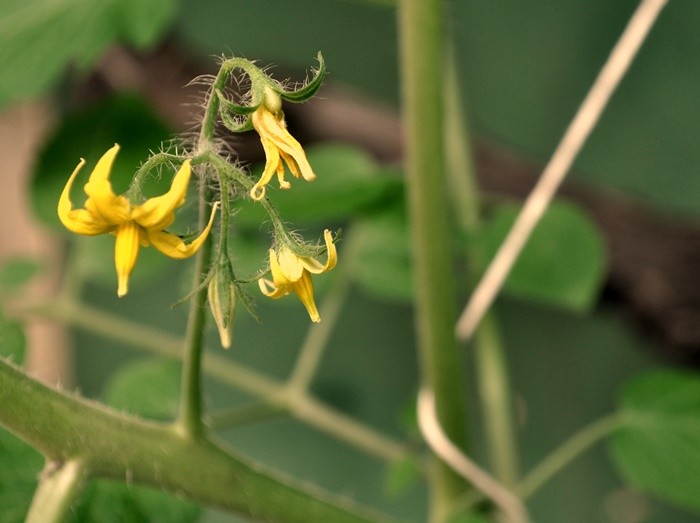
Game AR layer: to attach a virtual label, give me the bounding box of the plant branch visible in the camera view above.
[21,299,412,463]
[517,414,623,500]
[25,460,85,523]
[417,389,529,523]
[455,0,670,341]
[0,358,391,523]
[398,0,469,518]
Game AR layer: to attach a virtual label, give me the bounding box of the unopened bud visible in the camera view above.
[208,270,236,349]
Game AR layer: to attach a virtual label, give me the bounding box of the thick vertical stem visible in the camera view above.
[398,0,468,519]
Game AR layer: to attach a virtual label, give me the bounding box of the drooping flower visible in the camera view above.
[249,88,316,201]
[258,230,337,322]
[58,144,218,297]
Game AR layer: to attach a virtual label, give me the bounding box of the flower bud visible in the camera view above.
[208,269,236,349]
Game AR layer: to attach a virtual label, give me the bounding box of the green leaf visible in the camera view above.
[352,202,413,302]
[609,370,700,514]
[0,0,179,108]
[69,480,199,523]
[233,143,402,227]
[0,429,44,523]
[0,311,26,363]
[0,257,43,293]
[102,358,181,421]
[478,199,606,311]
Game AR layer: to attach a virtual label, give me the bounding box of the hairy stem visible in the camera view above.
[22,299,412,463]
[0,359,389,523]
[398,0,469,519]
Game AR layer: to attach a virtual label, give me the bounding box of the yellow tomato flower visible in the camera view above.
[250,103,316,201]
[258,230,337,322]
[58,144,218,297]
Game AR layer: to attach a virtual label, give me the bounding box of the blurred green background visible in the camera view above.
[2,1,700,522]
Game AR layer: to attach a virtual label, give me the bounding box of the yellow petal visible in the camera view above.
[298,229,337,274]
[114,221,142,297]
[258,276,288,299]
[252,108,315,186]
[57,158,114,235]
[291,272,321,322]
[131,160,191,230]
[147,202,219,259]
[250,136,281,201]
[275,247,305,283]
[83,144,132,224]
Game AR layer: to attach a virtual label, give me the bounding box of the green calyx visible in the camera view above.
[215,53,326,133]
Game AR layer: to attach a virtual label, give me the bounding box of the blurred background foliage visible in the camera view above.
[1,0,700,522]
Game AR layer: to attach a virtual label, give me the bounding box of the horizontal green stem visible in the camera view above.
[0,359,390,523]
[21,299,411,463]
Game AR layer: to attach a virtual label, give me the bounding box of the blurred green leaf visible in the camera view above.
[0,0,179,107]
[69,480,199,523]
[610,370,700,514]
[0,429,43,523]
[0,257,43,293]
[233,143,402,227]
[384,457,421,498]
[0,311,26,363]
[102,358,181,421]
[352,202,413,302]
[479,199,606,311]
[32,94,174,229]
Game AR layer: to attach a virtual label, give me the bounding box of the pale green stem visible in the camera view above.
[25,460,85,523]
[207,402,287,430]
[398,0,469,519]
[444,40,521,488]
[177,184,214,438]
[446,413,623,518]
[23,299,411,463]
[517,414,623,499]
[287,231,359,393]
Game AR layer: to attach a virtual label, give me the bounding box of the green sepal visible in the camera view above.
[215,88,261,116]
[276,52,326,102]
[219,109,253,133]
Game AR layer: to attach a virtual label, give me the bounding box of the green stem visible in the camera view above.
[287,231,359,393]
[0,359,390,523]
[398,0,468,519]
[24,299,412,463]
[517,414,622,499]
[444,40,520,487]
[25,460,85,523]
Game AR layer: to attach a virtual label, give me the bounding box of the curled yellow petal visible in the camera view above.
[298,229,336,274]
[148,202,219,259]
[132,160,191,230]
[83,144,131,224]
[58,158,114,235]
